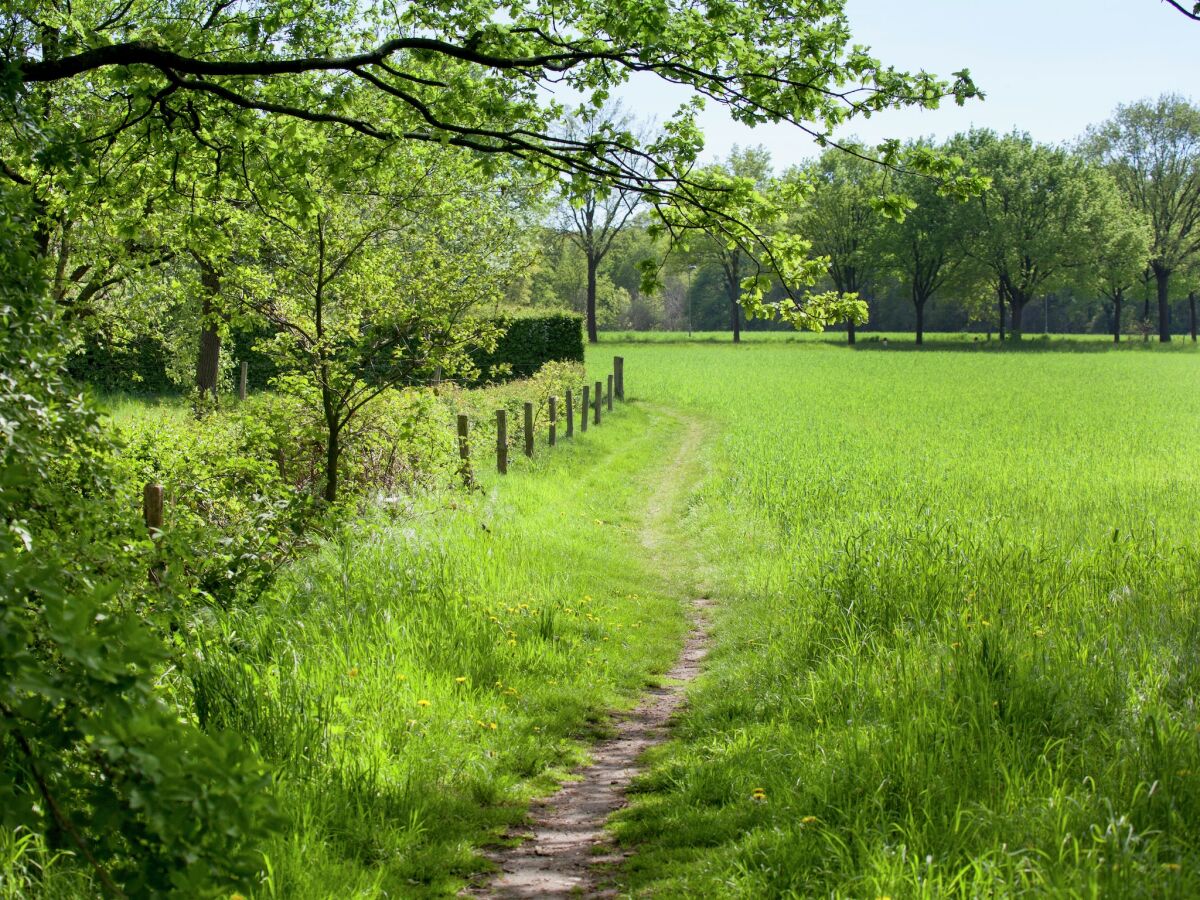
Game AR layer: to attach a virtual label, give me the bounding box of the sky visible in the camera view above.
[592,0,1199,169]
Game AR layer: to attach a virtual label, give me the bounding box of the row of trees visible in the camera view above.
[535,96,1200,345]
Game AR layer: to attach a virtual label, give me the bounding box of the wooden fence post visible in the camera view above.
[581,385,589,432]
[143,483,164,536]
[496,409,508,475]
[614,356,624,400]
[238,361,248,401]
[456,414,472,486]
[607,374,614,411]
[524,402,534,458]
[548,396,557,447]
[593,380,602,425]
[565,389,574,438]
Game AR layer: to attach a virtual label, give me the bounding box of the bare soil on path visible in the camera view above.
[469,414,710,899]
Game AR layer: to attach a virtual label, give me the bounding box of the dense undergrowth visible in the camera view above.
[608,341,1200,897]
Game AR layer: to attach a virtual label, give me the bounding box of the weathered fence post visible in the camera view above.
[614,356,624,400]
[566,389,574,437]
[456,414,472,486]
[238,361,248,401]
[607,374,614,412]
[581,385,589,432]
[524,402,534,458]
[594,380,602,425]
[143,483,164,536]
[548,396,557,447]
[496,409,508,475]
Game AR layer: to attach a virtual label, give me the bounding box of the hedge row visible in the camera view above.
[470,312,585,383]
[68,312,584,394]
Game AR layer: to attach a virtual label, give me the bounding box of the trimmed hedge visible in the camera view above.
[471,312,585,383]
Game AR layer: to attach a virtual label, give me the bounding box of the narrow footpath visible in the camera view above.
[473,414,712,899]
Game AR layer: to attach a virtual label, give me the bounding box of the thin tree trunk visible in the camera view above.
[847,320,856,345]
[1113,290,1122,343]
[727,281,741,343]
[1190,290,1196,342]
[1154,263,1171,343]
[915,297,926,346]
[195,263,221,400]
[585,251,599,344]
[997,287,1006,341]
[321,380,340,503]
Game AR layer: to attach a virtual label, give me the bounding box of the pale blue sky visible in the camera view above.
[592,0,1198,168]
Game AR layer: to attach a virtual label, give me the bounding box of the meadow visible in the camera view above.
[11,336,1198,898]
[590,338,1200,896]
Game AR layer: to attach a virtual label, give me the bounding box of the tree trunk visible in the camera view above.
[585,251,599,344]
[1153,263,1171,342]
[195,263,221,400]
[1190,291,1197,342]
[323,428,340,503]
[730,298,741,343]
[1113,290,1122,343]
[997,286,1006,341]
[321,383,340,503]
[915,298,926,346]
[847,320,856,345]
[1010,294,1026,340]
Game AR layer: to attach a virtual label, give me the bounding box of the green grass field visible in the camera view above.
[588,339,1200,897]
[31,338,1200,897]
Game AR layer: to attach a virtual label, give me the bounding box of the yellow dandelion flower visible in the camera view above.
[455,676,467,684]
[397,674,407,681]
[417,699,431,707]
[347,666,360,678]
[507,639,517,646]
[489,722,498,730]
[801,816,819,825]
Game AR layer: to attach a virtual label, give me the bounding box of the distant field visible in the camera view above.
[600,329,1195,347]
[589,340,1200,896]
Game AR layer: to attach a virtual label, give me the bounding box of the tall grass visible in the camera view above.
[178,401,687,895]
[603,342,1200,896]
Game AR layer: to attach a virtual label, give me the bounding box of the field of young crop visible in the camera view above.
[583,338,1200,896]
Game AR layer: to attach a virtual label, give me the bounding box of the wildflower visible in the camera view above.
[417,699,431,707]
[950,642,961,650]
[751,788,767,803]
[231,894,247,900]
[508,639,517,646]
[347,666,360,679]
[801,815,819,825]
[489,722,498,730]
[455,677,467,684]
[1164,863,1181,872]
[397,674,407,681]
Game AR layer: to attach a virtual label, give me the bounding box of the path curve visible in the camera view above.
[472,412,710,899]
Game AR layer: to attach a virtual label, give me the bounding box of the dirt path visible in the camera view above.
[471,414,710,899]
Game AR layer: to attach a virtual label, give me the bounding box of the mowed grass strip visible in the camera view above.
[184,402,688,896]
[605,341,1200,897]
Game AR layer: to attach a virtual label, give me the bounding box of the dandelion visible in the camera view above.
[1164,863,1181,872]
[489,722,498,730]
[801,815,819,825]
[397,674,407,681]
[455,676,467,684]
[751,788,767,803]
[508,639,517,646]
[347,666,360,679]
[417,699,431,708]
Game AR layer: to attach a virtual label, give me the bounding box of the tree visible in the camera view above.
[791,148,888,344]
[235,137,527,502]
[877,140,971,344]
[954,131,1103,340]
[1087,96,1200,342]
[5,0,982,324]
[680,146,776,343]
[1084,178,1154,342]
[557,104,647,343]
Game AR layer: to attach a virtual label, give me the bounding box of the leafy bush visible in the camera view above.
[0,186,278,896]
[470,312,584,383]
